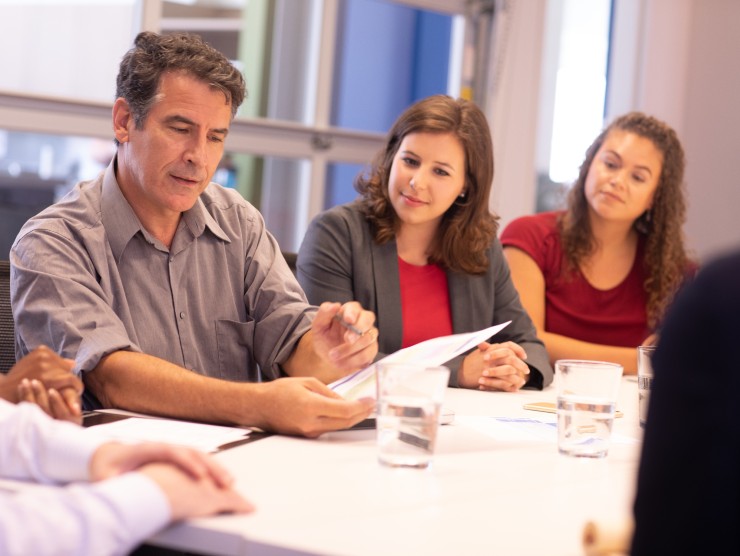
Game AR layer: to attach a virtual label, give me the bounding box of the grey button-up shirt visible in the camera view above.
[11,159,315,408]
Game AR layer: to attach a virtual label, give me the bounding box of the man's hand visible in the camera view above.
[90,442,236,488]
[458,342,530,392]
[255,376,374,437]
[311,302,378,372]
[2,346,82,420]
[139,462,254,521]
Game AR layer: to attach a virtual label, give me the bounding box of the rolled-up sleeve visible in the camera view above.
[237,209,316,380]
[11,226,136,376]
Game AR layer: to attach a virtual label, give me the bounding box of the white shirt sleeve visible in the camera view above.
[0,399,102,483]
[0,472,171,556]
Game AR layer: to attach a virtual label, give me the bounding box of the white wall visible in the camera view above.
[493,0,740,262]
[0,2,137,103]
[680,0,740,261]
[620,0,740,261]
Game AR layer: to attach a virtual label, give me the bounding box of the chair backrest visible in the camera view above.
[0,260,15,373]
[282,251,298,276]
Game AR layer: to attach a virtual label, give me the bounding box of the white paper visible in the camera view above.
[454,415,639,445]
[87,417,250,453]
[455,415,558,443]
[330,321,512,400]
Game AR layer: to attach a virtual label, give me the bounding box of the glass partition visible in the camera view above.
[0,0,471,252]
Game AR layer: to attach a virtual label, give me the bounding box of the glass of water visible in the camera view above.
[637,345,656,428]
[376,363,450,468]
[555,360,623,458]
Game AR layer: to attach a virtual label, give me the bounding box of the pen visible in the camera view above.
[333,313,365,336]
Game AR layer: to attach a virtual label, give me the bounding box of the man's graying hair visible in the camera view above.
[115,31,246,131]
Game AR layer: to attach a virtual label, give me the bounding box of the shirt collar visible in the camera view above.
[101,156,231,261]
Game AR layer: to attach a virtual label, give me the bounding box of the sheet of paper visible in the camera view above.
[454,415,639,445]
[455,415,558,443]
[87,417,250,453]
[330,321,511,400]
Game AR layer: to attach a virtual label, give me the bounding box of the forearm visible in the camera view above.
[281,330,345,384]
[540,331,638,374]
[85,351,268,426]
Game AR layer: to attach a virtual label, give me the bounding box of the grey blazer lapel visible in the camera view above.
[448,270,476,333]
[372,240,403,353]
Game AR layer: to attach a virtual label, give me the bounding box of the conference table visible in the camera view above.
[140,377,643,556]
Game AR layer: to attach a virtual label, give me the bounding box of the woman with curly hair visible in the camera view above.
[501,112,694,374]
[297,95,553,391]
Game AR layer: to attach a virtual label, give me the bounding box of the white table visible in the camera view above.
[148,377,643,555]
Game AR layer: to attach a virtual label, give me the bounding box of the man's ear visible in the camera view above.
[112,98,133,144]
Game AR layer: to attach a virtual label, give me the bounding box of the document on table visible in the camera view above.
[330,321,511,400]
[86,417,250,453]
[454,416,639,445]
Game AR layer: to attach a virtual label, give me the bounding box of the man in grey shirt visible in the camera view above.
[10,31,377,437]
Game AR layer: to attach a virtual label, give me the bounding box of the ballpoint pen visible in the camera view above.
[333,313,365,336]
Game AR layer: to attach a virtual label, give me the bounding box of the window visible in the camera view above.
[535,0,612,212]
[0,0,478,252]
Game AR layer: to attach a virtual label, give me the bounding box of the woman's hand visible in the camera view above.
[458,342,530,392]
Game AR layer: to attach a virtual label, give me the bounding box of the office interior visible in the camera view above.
[0,0,738,265]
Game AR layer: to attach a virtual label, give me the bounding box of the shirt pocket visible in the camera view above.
[214,318,260,382]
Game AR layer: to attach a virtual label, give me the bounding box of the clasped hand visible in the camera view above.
[458,341,530,392]
[90,442,254,519]
[7,346,83,423]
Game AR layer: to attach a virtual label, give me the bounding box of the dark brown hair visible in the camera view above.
[115,31,246,134]
[355,95,498,274]
[559,111,690,328]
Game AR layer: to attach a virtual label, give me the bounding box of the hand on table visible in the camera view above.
[458,341,530,392]
[17,378,82,424]
[256,376,374,438]
[4,346,82,422]
[91,442,254,520]
[89,442,235,487]
[140,462,254,520]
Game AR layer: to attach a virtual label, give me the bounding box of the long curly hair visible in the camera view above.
[559,111,690,329]
[355,95,498,274]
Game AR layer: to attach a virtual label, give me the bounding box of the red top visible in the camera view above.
[398,257,453,348]
[500,211,650,347]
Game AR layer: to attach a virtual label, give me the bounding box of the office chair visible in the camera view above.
[282,251,298,276]
[0,260,15,373]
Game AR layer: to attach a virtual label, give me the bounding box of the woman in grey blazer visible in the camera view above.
[297,95,552,390]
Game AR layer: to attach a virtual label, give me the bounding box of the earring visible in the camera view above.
[458,191,466,199]
[635,209,652,234]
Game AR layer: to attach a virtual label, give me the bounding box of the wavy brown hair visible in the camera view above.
[559,111,690,329]
[115,31,246,145]
[355,95,498,274]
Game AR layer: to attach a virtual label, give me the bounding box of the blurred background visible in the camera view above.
[0,0,738,263]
